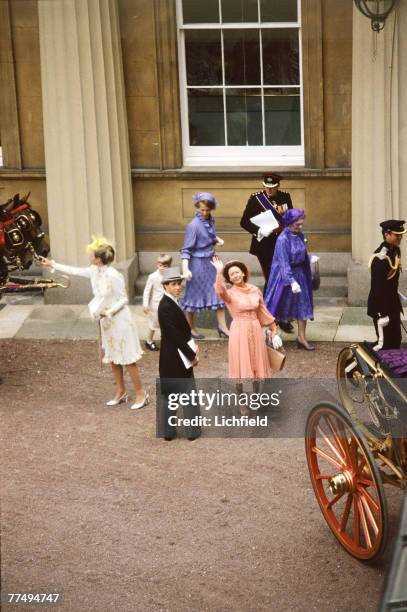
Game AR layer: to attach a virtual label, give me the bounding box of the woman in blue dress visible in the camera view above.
[180,192,229,339]
[264,208,315,350]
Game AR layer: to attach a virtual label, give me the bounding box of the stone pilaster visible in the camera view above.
[38,0,136,303]
[348,4,407,304]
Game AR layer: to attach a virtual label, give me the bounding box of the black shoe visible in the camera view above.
[145,340,159,351]
[164,436,175,441]
[279,321,294,333]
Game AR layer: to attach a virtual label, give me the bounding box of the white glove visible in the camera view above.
[271,334,283,350]
[373,316,390,351]
[182,259,192,281]
[377,316,390,328]
[291,281,301,294]
[256,228,265,242]
[216,236,224,247]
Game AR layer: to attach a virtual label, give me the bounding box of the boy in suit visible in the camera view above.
[158,266,201,440]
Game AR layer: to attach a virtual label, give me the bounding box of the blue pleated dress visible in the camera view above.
[180,212,225,313]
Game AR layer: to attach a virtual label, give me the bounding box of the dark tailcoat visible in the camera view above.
[367,242,403,349]
[240,190,293,282]
[158,294,196,379]
[157,294,200,439]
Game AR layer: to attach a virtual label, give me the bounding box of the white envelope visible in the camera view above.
[178,339,197,369]
[250,210,280,237]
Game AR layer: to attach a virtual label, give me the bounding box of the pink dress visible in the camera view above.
[215,274,276,379]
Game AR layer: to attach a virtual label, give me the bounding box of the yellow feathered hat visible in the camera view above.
[86,236,113,253]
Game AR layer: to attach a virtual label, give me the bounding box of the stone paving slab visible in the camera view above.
[0,305,35,339]
[306,322,338,342]
[313,306,343,324]
[339,306,372,326]
[15,319,77,340]
[66,319,99,340]
[0,303,383,344]
[28,304,84,321]
[334,324,377,342]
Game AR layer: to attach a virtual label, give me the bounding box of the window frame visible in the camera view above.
[176,0,305,167]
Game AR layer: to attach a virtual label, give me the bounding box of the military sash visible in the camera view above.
[255,192,284,226]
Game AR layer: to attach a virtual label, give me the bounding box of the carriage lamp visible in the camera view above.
[354,0,399,31]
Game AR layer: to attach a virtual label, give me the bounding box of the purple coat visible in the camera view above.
[264,228,314,321]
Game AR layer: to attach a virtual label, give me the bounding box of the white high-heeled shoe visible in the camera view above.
[106,392,128,406]
[130,392,149,410]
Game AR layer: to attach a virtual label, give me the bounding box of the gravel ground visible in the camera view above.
[0,339,403,612]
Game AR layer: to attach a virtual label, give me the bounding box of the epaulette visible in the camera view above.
[251,191,262,196]
[376,246,388,260]
[368,247,401,280]
[368,247,387,268]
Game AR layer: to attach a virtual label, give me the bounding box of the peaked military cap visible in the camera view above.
[263,173,282,188]
[380,219,406,234]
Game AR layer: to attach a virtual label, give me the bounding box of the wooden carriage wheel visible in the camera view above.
[305,402,388,561]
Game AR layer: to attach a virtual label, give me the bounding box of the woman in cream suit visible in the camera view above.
[40,237,148,410]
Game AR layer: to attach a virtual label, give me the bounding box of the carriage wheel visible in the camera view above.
[337,346,382,441]
[305,402,388,561]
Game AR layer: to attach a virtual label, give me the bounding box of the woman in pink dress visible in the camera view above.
[211,256,282,379]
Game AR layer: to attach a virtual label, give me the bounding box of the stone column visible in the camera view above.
[348,3,407,304]
[38,0,136,303]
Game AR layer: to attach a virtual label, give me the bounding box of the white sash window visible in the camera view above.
[177,0,304,167]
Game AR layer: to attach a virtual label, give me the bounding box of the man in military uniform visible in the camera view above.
[368,219,406,350]
[240,172,293,332]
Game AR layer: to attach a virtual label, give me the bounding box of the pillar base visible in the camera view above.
[347,260,370,306]
[44,255,139,304]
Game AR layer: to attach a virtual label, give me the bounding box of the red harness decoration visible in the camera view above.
[2,218,17,229]
[10,204,29,216]
[0,222,5,246]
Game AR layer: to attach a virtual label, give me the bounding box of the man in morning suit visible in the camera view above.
[368,219,406,350]
[158,266,201,441]
[240,172,293,332]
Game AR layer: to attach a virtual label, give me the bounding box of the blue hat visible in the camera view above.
[283,208,305,227]
[192,192,219,207]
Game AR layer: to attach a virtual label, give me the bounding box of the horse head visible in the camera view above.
[0,193,50,285]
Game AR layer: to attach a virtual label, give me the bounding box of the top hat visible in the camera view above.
[380,219,406,234]
[263,173,282,188]
[161,266,183,283]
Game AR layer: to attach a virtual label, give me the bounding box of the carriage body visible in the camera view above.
[305,342,407,561]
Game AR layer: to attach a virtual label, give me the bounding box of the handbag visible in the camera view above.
[311,259,320,291]
[266,342,286,371]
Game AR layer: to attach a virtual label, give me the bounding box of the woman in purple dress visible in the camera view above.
[264,209,315,350]
[180,192,229,339]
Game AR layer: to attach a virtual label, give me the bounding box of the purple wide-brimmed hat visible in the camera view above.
[192,192,219,207]
[283,208,305,227]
